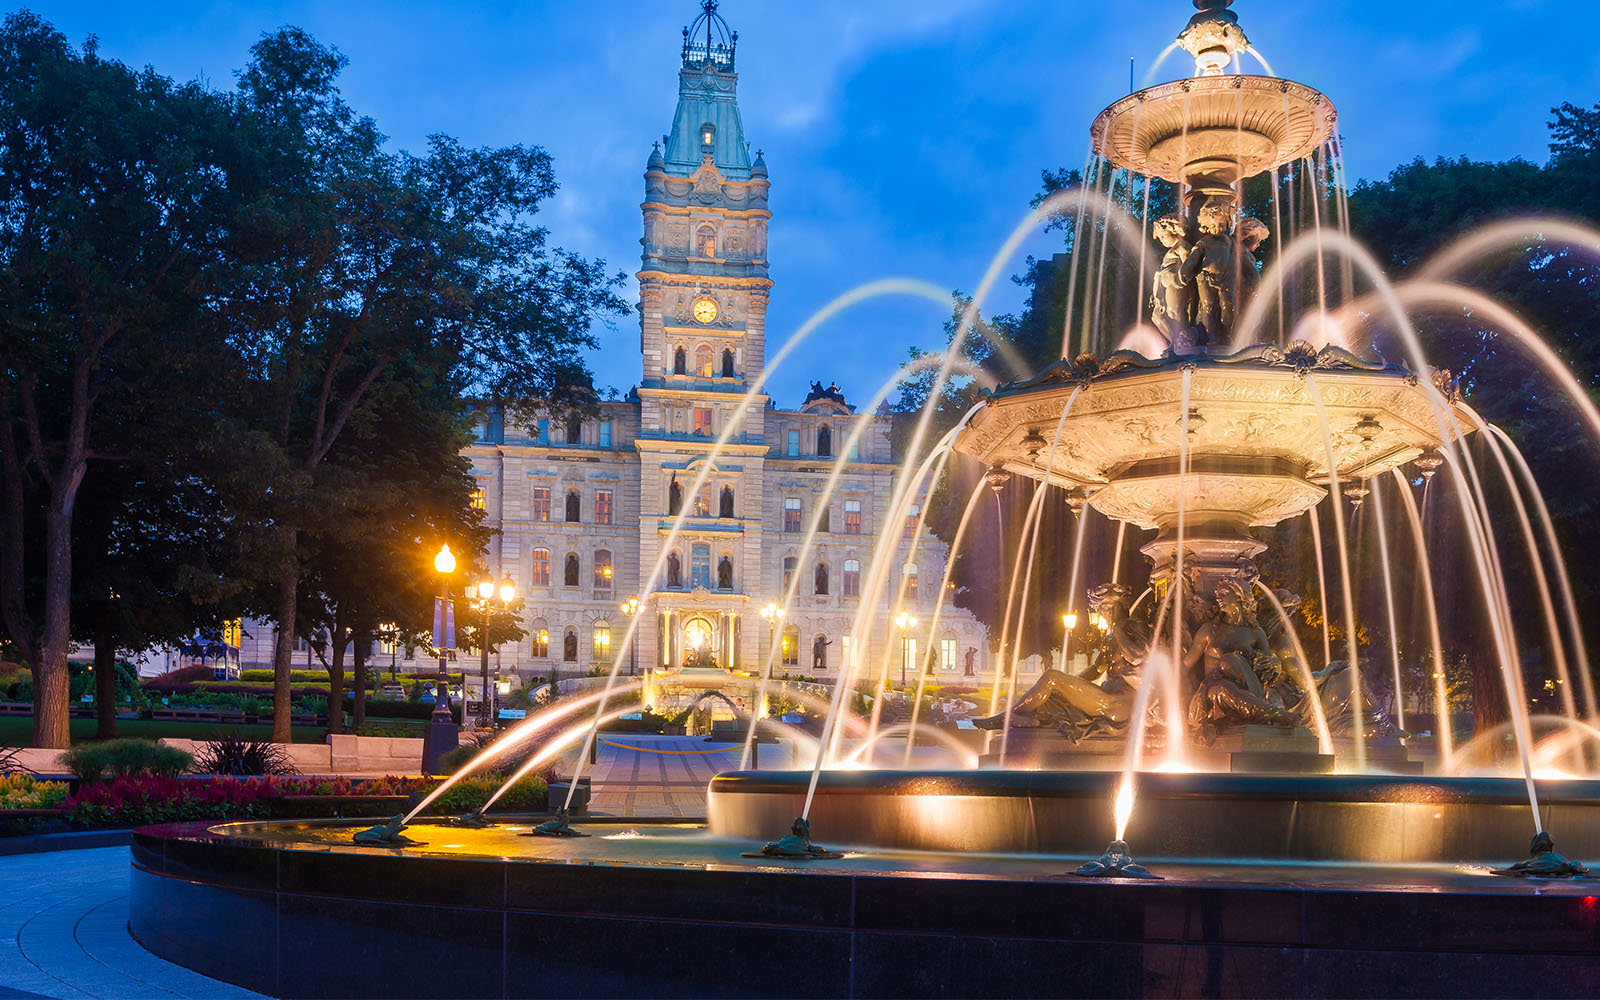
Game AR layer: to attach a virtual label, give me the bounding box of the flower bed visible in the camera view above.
[0,773,551,832]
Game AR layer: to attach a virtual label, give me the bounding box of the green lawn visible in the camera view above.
[0,716,328,747]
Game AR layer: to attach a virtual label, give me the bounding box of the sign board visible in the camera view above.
[498,708,527,720]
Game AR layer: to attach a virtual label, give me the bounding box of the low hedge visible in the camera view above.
[60,739,194,782]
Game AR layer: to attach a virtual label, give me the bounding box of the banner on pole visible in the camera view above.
[432,598,457,650]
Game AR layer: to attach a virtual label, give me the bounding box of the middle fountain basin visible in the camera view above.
[708,769,1598,864]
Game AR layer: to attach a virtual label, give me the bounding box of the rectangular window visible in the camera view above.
[693,408,713,436]
[903,638,918,679]
[940,638,956,672]
[783,497,801,532]
[532,486,551,522]
[595,490,613,525]
[599,421,612,448]
[842,560,860,598]
[782,556,796,591]
[841,635,852,670]
[904,504,920,539]
[905,563,919,598]
[530,549,550,586]
[818,506,830,533]
[469,485,486,511]
[844,500,862,534]
[537,418,549,444]
[690,545,711,590]
[379,637,397,656]
[850,438,860,461]
[786,430,799,457]
[594,550,613,590]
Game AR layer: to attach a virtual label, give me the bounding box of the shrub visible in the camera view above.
[0,774,67,810]
[417,774,547,814]
[148,664,215,685]
[436,743,482,774]
[191,733,298,776]
[60,740,194,783]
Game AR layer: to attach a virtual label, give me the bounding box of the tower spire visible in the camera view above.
[682,0,737,71]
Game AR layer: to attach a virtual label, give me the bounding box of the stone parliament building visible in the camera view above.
[457,7,991,691]
[217,4,993,693]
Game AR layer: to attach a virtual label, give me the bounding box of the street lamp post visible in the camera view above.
[759,602,782,671]
[422,544,460,774]
[474,572,516,730]
[620,596,640,675]
[895,611,919,689]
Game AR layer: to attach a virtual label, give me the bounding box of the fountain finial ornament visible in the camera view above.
[1179,0,1249,76]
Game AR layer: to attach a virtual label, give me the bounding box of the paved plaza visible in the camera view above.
[0,736,763,999]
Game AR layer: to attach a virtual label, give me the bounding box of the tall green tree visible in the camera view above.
[0,14,239,746]
[225,29,625,741]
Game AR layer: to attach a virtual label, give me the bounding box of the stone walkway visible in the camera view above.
[0,847,261,999]
[564,733,792,817]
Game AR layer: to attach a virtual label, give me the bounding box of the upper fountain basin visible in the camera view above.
[1090,75,1337,189]
[954,345,1469,530]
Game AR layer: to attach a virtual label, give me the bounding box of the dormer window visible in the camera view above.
[700,123,715,147]
[697,225,717,258]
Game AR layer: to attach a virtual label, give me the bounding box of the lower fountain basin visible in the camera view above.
[708,769,1600,864]
[128,807,1600,998]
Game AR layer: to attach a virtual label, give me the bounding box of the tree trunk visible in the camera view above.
[271,553,299,744]
[94,627,117,740]
[352,629,369,729]
[1471,643,1510,757]
[33,491,80,749]
[327,629,347,736]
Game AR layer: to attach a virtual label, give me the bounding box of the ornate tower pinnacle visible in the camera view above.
[682,0,737,71]
[1178,0,1250,76]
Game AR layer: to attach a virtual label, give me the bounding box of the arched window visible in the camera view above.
[593,620,612,661]
[690,543,711,589]
[716,555,733,590]
[782,556,797,591]
[594,549,613,589]
[817,424,832,458]
[812,634,829,671]
[781,624,799,666]
[697,224,716,258]
[566,419,582,444]
[565,490,581,523]
[814,561,829,596]
[843,559,861,598]
[563,628,578,662]
[904,562,919,598]
[531,619,549,658]
[668,478,682,515]
[695,345,713,377]
[564,552,580,588]
[530,548,551,587]
[721,348,735,378]
[719,485,735,518]
[673,347,687,375]
[666,552,682,588]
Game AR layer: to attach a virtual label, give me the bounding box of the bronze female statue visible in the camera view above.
[1183,576,1299,743]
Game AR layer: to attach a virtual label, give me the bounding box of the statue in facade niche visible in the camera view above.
[1149,214,1194,347]
[974,583,1154,742]
[1180,200,1239,346]
[1183,576,1299,743]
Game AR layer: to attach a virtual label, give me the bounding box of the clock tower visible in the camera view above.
[634,0,772,672]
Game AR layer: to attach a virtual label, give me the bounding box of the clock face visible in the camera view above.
[692,296,718,324]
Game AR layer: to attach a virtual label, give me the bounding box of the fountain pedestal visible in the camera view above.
[1333,736,1422,775]
[978,731,1129,770]
[1193,725,1333,774]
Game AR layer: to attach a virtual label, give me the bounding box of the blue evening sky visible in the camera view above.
[22,1,1600,407]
